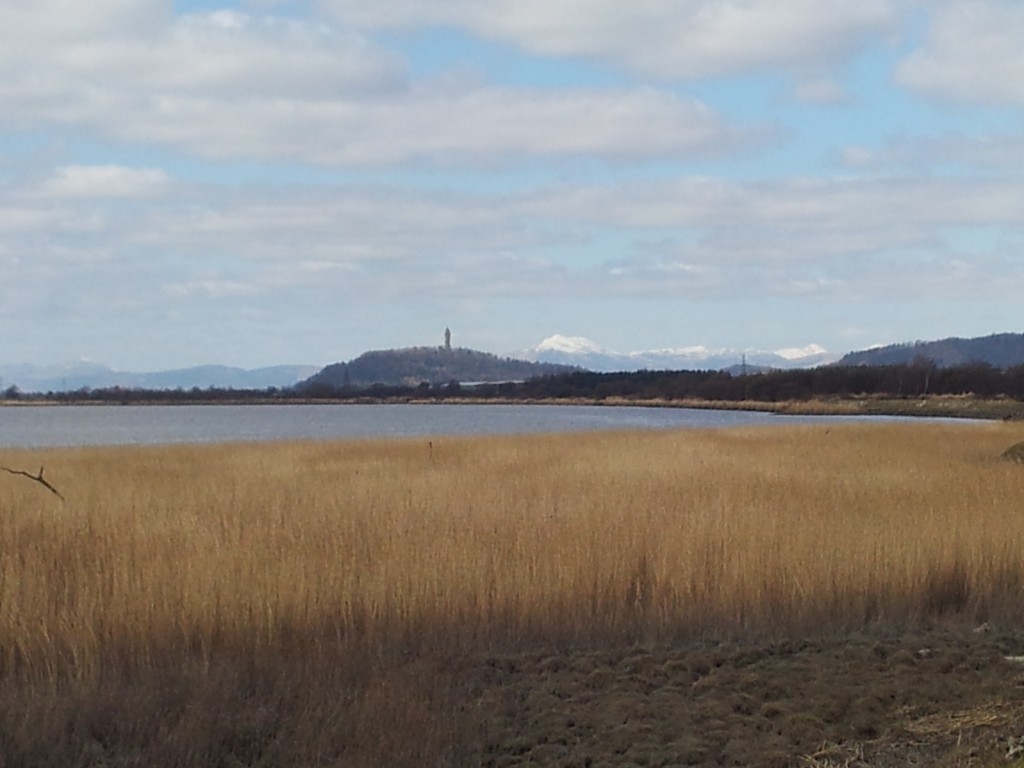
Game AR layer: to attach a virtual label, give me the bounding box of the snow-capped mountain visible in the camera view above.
[1,335,838,394]
[517,335,838,373]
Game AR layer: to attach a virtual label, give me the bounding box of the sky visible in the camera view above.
[2,0,1023,370]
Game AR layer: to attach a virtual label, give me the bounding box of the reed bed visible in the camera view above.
[2,421,1024,765]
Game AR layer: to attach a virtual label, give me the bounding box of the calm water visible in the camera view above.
[0,403,925,449]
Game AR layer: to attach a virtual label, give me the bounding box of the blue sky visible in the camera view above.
[2,0,1023,370]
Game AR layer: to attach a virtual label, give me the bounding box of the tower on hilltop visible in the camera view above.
[444,327,451,352]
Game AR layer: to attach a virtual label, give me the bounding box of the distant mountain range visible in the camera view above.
[7,331,1024,394]
[835,332,1024,368]
[298,346,575,391]
[517,335,839,373]
[0,361,319,393]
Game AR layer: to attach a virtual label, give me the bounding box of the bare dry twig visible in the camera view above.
[1,465,65,501]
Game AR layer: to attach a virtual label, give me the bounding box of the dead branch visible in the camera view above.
[1,465,65,502]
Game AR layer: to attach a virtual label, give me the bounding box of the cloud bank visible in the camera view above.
[0,0,1022,369]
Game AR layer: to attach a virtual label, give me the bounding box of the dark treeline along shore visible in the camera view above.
[7,360,1024,419]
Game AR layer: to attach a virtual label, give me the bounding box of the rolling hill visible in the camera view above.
[297,346,577,391]
[0,361,318,393]
[836,332,1024,368]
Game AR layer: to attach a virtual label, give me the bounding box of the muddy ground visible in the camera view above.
[449,624,1024,767]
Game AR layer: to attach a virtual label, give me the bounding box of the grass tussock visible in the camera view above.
[3,421,1024,765]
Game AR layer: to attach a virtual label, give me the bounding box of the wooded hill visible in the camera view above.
[297,346,576,392]
[837,332,1024,368]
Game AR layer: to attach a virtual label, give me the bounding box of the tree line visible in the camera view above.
[7,359,1024,404]
[495,360,1024,402]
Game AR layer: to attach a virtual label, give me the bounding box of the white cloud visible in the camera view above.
[5,167,1023,319]
[499,173,1024,304]
[0,3,402,148]
[838,133,1024,173]
[0,2,403,103]
[3,160,1023,366]
[34,165,169,199]
[4,0,1023,367]
[897,1,1024,106]
[164,278,262,299]
[152,11,405,98]
[89,85,746,166]
[534,174,1024,231]
[0,1,749,167]
[318,0,902,79]
[0,0,168,42]
[0,207,62,234]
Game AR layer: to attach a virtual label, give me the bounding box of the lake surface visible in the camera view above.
[0,403,936,449]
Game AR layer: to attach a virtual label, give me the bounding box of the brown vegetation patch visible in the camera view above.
[464,628,1024,767]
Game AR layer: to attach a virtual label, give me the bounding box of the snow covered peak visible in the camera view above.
[519,335,837,372]
[534,335,606,354]
[775,343,829,361]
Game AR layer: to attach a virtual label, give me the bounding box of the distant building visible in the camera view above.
[444,327,451,352]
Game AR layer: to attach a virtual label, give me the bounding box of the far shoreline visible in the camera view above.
[2,394,1022,421]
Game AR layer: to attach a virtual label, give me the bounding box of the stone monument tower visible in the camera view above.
[444,327,451,352]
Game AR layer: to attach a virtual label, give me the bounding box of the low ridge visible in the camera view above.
[298,345,576,391]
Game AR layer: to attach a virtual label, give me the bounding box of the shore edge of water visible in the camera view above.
[2,394,1021,421]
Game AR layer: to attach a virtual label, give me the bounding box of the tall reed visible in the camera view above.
[2,421,1024,763]
[3,422,1024,667]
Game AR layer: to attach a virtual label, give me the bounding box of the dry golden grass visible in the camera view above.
[3,420,1024,765]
